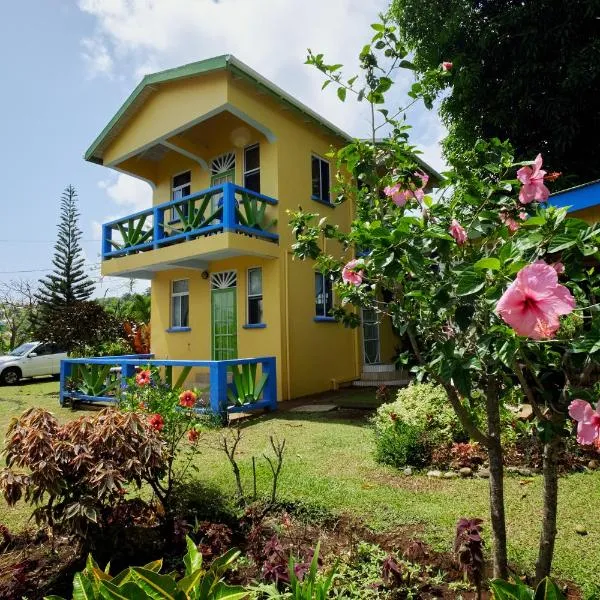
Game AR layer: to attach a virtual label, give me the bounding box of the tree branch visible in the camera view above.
[406,325,488,445]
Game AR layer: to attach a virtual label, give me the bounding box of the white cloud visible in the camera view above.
[81,37,114,78]
[94,174,153,247]
[98,173,153,211]
[79,0,446,166]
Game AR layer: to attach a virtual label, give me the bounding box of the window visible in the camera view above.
[311,155,331,204]
[210,152,236,215]
[247,267,263,325]
[315,273,333,317]
[171,279,189,328]
[170,171,191,222]
[33,343,53,356]
[244,144,260,193]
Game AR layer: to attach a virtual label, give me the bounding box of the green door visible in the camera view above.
[211,275,238,360]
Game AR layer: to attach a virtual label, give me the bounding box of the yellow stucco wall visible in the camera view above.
[99,69,374,400]
[571,205,600,224]
[151,256,284,396]
[103,73,228,165]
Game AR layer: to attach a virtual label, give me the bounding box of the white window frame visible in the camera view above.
[171,279,189,328]
[246,267,263,325]
[311,154,331,204]
[170,170,191,222]
[243,144,260,193]
[315,272,333,318]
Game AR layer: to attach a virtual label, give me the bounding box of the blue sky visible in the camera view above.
[0,0,445,297]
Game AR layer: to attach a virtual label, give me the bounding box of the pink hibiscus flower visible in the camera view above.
[414,170,429,188]
[342,259,364,286]
[449,219,468,245]
[552,262,565,274]
[442,62,453,71]
[568,399,600,446]
[506,218,519,233]
[519,211,528,221]
[516,154,550,204]
[384,183,410,207]
[500,211,520,233]
[496,261,575,339]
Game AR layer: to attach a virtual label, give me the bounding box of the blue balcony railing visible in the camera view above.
[102,183,278,260]
[59,355,278,418]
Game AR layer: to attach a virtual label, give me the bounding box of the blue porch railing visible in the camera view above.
[102,183,278,260]
[59,355,278,417]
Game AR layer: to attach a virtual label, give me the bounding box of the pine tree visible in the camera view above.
[36,185,95,308]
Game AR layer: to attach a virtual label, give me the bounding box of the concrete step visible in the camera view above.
[360,364,409,381]
[362,363,396,373]
[353,379,411,388]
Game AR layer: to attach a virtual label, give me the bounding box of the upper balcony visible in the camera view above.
[101,182,278,278]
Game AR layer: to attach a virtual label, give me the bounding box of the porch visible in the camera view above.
[59,355,277,418]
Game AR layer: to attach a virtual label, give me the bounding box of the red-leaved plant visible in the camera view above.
[454,517,485,599]
[0,407,166,542]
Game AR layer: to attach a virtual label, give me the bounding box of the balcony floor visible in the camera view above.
[101,231,279,279]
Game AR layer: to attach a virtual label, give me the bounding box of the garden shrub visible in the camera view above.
[372,383,468,468]
[373,419,428,468]
[0,407,166,539]
[70,338,133,358]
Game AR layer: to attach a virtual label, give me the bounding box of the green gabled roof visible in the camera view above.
[84,54,353,165]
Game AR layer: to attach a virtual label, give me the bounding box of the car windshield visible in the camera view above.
[8,343,38,357]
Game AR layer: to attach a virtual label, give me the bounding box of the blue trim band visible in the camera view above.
[166,327,191,333]
[243,323,266,329]
[549,180,600,212]
[311,195,334,208]
[314,316,337,322]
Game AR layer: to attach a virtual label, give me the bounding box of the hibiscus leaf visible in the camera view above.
[507,260,529,275]
[497,339,519,368]
[452,366,471,396]
[474,257,501,271]
[520,216,546,227]
[547,235,577,253]
[456,269,485,296]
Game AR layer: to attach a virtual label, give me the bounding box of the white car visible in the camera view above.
[0,342,68,385]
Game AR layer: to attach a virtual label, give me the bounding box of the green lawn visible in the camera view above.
[1,381,599,595]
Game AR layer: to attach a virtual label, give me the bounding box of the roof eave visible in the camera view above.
[84,53,353,165]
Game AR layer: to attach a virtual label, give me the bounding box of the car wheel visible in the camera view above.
[1,367,21,386]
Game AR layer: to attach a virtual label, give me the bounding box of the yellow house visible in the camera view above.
[84,55,441,402]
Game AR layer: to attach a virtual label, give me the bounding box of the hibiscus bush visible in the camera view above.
[118,367,219,521]
[296,18,600,582]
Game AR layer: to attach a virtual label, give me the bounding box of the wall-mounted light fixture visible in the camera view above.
[201,270,209,280]
[230,126,251,148]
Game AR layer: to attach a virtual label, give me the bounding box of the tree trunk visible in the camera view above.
[535,436,560,583]
[486,381,508,580]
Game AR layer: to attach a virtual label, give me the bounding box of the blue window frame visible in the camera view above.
[171,279,189,328]
[315,272,333,317]
[247,267,263,325]
[311,155,331,204]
